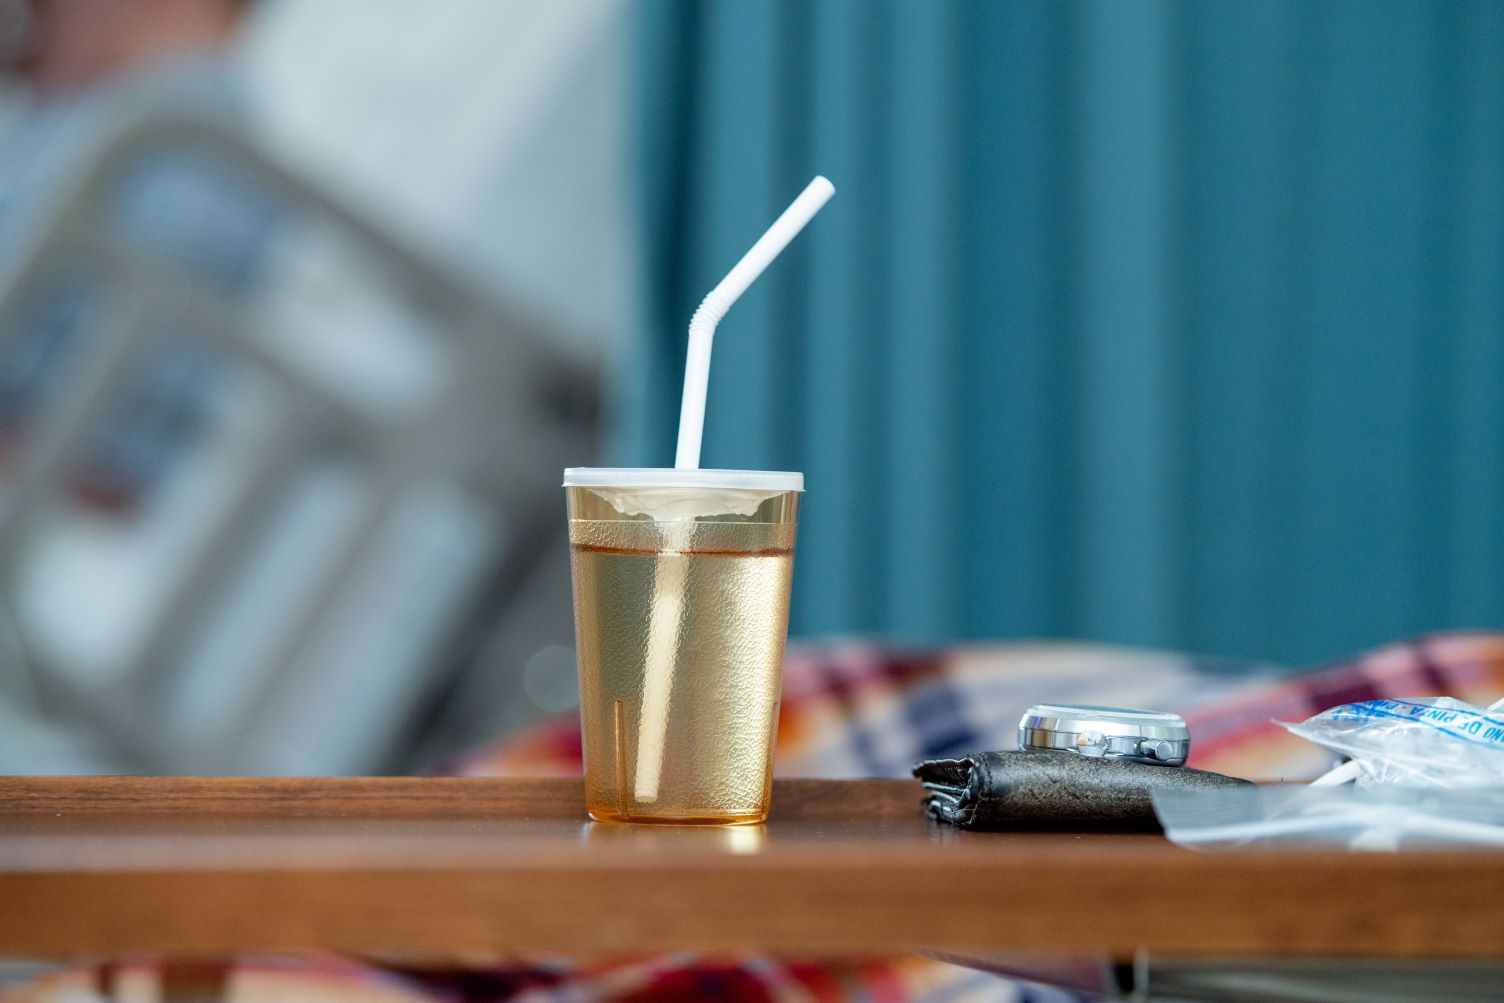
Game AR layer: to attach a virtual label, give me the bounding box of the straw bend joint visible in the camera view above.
[689,290,731,336]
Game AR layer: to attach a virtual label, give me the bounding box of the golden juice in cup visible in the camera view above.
[564,470,800,823]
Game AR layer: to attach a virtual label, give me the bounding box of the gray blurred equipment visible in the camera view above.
[921,950,1504,1003]
[0,112,595,775]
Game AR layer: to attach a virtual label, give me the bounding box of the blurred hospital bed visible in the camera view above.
[0,0,627,775]
[0,110,595,776]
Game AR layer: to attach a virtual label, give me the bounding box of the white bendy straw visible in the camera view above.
[633,177,834,807]
[674,176,836,469]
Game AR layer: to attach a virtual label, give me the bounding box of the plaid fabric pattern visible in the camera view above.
[458,631,1504,784]
[10,632,1503,1002]
[2,954,1028,1003]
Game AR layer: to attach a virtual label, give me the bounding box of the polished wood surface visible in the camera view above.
[1,776,1501,960]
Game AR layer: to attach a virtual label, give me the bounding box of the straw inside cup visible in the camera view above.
[633,518,690,802]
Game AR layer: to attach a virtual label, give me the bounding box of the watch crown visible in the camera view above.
[1141,739,1176,762]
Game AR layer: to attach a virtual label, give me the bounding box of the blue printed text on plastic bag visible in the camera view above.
[1280,696,1504,787]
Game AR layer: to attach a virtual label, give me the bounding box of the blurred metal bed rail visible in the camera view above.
[0,111,597,774]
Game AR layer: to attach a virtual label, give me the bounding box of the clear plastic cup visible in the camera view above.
[563,468,802,824]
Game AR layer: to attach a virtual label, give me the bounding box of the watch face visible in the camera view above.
[1025,703,1184,726]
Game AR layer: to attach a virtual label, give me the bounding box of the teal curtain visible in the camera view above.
[624,0,1504,665]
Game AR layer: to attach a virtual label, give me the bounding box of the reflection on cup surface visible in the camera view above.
[580,820,768,854]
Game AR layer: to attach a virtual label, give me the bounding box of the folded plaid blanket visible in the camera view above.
[457,631,1504,784]
[10,632,1503,1002]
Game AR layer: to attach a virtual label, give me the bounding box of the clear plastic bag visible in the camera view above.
[1280,695,1504,788]
[1154,784,1504,850]
[1154,695,1504,850]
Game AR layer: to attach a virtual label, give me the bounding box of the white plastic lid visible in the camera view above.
[563,468,803,492]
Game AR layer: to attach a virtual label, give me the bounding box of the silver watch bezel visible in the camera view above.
[1018,703,1190,766]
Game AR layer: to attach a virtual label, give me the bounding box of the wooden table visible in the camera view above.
[1,776,1501,962]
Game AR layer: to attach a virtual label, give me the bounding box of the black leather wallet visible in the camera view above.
[913,750,1256,830]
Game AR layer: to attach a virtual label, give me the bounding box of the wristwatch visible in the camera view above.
[1018,703,1190,767]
